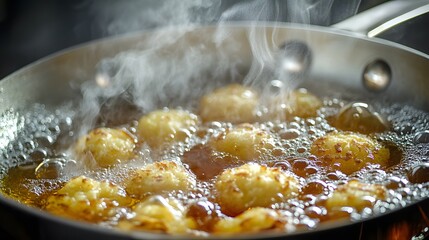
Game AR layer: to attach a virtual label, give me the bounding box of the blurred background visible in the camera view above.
[0,0,428,79]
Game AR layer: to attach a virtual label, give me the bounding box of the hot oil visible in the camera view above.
[0,104,75,207]
[1,96,429,234]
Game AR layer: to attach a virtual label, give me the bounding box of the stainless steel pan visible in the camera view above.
[1,1,429,239]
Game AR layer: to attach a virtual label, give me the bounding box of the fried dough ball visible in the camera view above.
[215,163,301,216]
[326,180,388,212]
[310,132,390,175]
[208,124,276,161]
[213,208,290,234]
[45,176,130,222]
[118,196,196,234]
[270,88,321,119]
[137,109,199,148]
[125,161,196,199]
[199,84,259,123]
[75,128,136,168]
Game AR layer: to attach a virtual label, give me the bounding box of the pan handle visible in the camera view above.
[332,0,429,37]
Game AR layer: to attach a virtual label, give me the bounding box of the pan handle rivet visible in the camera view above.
[277,40,312,79]
[362,59,391,92]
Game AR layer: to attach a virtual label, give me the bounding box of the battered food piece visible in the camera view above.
[45,176,130,222]
[208,124,277,161]
[118,196,196,234]
[326,180,388,212]
[75,128,136,168]
[270,88,322,119]
[199,84,259,123]
[125,160,196,199]
[213,207,290,234]
[214,163,301,216]
[310,132,390,174]
[137,109,199,148]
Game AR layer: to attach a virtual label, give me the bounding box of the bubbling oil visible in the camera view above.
[1,95,429,235]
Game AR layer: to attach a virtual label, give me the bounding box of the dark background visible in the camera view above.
[0,0,428,79]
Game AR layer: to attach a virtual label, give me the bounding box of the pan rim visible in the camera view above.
[1,21,428,84]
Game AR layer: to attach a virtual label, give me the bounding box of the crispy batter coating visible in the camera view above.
[213,207,291,234]
[118,196,196,234]
[208,124,276,161]
[199,84,259,123]
[45,176,130,222]
[215,163,301,216]
[125,161,196,199]
[137,109,199,148]
[75,128,136,168]
[269,88,321,119]
[310,132,390,174]
[326,180,388,212]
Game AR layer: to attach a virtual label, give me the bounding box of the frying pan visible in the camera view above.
[1,1,429,239]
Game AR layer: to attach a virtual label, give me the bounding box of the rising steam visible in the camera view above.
[78,0,362,133]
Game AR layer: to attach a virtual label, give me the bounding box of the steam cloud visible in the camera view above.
[78,0,362,133]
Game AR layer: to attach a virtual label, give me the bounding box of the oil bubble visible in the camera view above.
[34,157,66,179]
[413,131,429,144]
[302,180,327,195]
[291,158,317,177]
[48,125,60,134]
[361,169,387,183]
[271,160,291,171]
[332,102,389,134]
[279,129,300,140]
[408,163,429,183]
[297,147,307,154]
[36,135,54,148]
[385,176,408,189]
[305,206,325,219]
[29,148,48,162]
